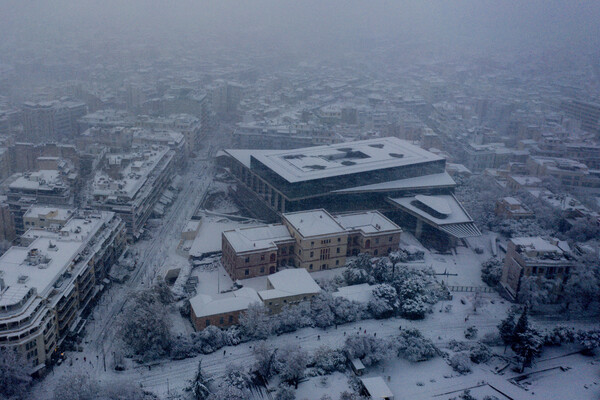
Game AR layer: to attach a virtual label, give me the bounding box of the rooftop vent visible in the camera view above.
[341,161,356,166]
[389,153,404,158]
[305,164,326,170]
[18,275,29,284]
[369,143,384,149]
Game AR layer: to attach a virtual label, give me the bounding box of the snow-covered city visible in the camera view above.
[1,2,600,400]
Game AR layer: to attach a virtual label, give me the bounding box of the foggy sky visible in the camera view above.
[1,1,599,59]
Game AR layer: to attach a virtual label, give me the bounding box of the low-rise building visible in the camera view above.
[0,211,126,372]
[495,197,534,219]
[189,287,261,330]
[334,211,402,257]
[258,269,321,313]
[500,237,574,300]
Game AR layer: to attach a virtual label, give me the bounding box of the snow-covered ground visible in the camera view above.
[30,150,600,400]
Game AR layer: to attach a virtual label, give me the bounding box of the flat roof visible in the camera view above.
[23,206,73,221]
[225,137,443,183]
[334,211,401,234]
[283,209,346,237]
[0,213,112,308]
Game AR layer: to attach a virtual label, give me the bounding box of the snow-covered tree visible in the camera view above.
[312,345,347,374]
[481,258,502,287]
[252,341,278,380]
[448,352,472,374]
[118,289,172,361]
[192,325,227,354]
[344,335,390,366]
[564,264,600,311]
[469,342,492,364]
[0,347,32,399]
[332,297,365,324]
[400,296,429,320]
[274,302,313,334]
[513,329,543,371]
[497,310,517,350]
[171,334,196,360]
[368,283,399,319]
[577,329,600,355]
[276,344,309,389]
[396,329,438,362]
[223,364,252,392]
[239,302,272,339]
[310,293,335,328]
[371,258,394,283]
[191,360,211,400]
[517,276,560,309]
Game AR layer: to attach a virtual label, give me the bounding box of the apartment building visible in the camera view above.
[500,237,574,300]
[526,156,600,189]
[6,170,75,235]
[22,100,87,141]
[23,207,74,230]
[0,211,126,372]
[90,145,176,241]
[495,197,534,219]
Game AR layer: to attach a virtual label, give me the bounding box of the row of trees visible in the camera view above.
[50,373,158,400]
[191,328,437,400]
[498,306,600,372]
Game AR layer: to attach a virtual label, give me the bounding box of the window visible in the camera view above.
[219,317,224,324]
[310,251,314,257]
[375,238,379,244]
[531,267,537,274]
[336,247,340,254]
[389,236,393,242]
[245,269,249,276]
[261,254,265,261]
[374,249,378,256]
[229,315,233,323]
[335,260,339,265]
[299,249,302,255]
[309,264,313,270]
[338,237,341,242]
[205,320,210,327]
[260,267,265,273]
[245,257,250,263]
[311,241,314,246]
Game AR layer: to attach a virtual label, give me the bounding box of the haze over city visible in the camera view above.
[0,2,599,400]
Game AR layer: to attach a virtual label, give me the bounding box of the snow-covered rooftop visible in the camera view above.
[190,287,261,318]
[23,206,73,221]
[361,377,394,399]
[283,209,346,237]
[334,211,401,234]
[92,146,170,200]
[9,170,64,191]
[225,137,443,183]
[259,269,321,300]
[0,213,113,308]
[223,224,293,254]
[332,283,375,303]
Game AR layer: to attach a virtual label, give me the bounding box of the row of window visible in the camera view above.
[205,314,235,327]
